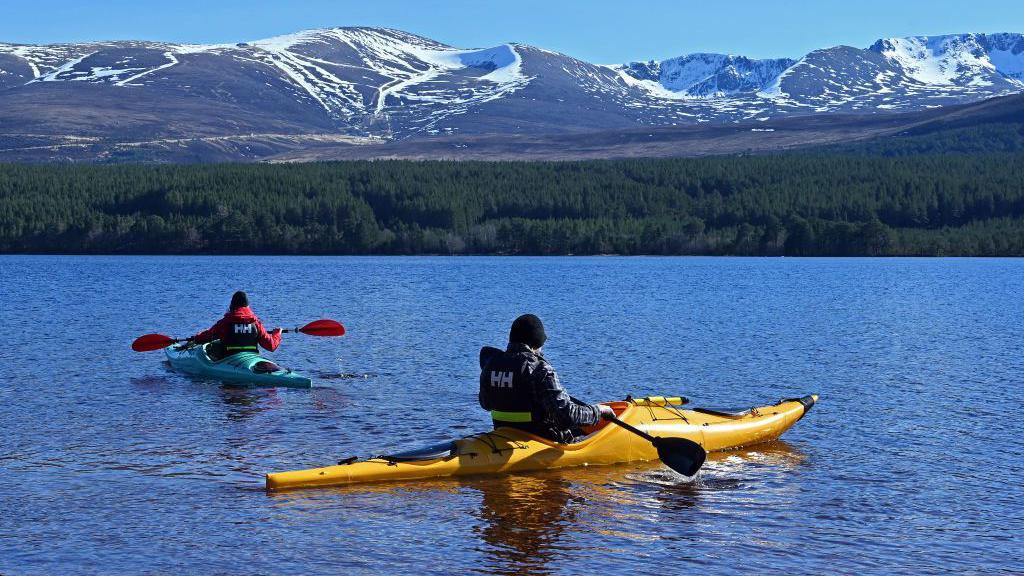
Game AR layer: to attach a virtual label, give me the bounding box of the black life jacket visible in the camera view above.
[479,345,548,437]
[222,320,259,354]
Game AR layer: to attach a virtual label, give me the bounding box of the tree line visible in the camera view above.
[2,154,1023,256]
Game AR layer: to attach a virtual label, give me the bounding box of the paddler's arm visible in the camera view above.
[191,319,224,344]
[533,365,602,428]
[254,318,282,352]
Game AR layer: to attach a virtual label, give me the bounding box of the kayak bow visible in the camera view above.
[266,394,817,490]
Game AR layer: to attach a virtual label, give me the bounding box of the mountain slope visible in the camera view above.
[0,29,1021,162]
[247,94,1019,162]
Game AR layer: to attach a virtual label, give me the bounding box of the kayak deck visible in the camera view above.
[165,343,312,388]
[266,394,817,490]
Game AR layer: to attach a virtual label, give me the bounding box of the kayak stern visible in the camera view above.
[165,343,312,388]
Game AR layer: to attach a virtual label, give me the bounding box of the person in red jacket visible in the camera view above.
[190,291,282,360]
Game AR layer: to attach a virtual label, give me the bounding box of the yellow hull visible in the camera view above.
[266,395,817,490]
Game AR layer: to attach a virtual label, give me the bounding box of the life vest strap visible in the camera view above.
[490,410,532,423]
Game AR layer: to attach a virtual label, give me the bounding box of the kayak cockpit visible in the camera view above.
[692,407,753,418]
[381,441,458,463]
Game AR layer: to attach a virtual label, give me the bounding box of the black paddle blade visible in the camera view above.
[654,437,707,477]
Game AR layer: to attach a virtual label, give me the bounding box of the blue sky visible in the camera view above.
[3,0,1022,62]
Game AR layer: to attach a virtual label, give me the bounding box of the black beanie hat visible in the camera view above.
[229,291,249,310]
[510,314,547,349]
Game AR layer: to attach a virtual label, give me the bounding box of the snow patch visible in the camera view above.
[34,53,93,82]
[115,52,179,86]
[172,43,236,55]
[251,30,329,52]
[613,66,691,100]
[415,44,524,84]
[758,57,803,100]
[81,66,145,80]
[9,46,41,77]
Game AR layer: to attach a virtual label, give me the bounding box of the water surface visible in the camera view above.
[0,256,1021,575]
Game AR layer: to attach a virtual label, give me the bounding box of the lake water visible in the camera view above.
[1,256,1022,575]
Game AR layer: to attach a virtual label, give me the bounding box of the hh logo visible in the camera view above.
[490,371,514,388]
[234,323,255,334]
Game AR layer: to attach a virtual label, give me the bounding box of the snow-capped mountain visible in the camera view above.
[0,28,532,137]
[0,28,1021,161]
[870,33,1024,87]
[619,33,1024,113]
[618,54,795,98]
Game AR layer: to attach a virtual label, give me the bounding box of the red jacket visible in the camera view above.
[192,306,281,352]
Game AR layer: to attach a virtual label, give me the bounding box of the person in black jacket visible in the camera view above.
[479,314,614,443]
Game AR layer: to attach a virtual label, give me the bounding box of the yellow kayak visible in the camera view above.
[266,394,817,491]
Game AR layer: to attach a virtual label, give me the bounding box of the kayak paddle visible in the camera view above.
[132,333,185,352]
[131,319,345,352]
[281,319,346,336]
[602,413,707,477]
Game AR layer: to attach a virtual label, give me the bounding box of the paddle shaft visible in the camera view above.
[604,416,658,443]
[134,320,341,352]
[604,414,707,477]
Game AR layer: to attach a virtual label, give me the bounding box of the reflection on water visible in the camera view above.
[316,371,381,380]
[639,440,808,489]
[219,387,282,421]
[264,443,812,576]
[471,474,577,576]
[636,442,807,520]
[706,440,808,466]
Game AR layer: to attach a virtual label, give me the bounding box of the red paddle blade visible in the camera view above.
[132,333,178,352]
[298,319,346,337]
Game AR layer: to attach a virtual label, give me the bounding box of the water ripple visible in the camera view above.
[1,256,1022,575]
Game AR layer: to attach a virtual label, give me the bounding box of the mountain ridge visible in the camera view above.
[0,27,1021,162]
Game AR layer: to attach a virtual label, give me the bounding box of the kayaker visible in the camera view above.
[189,291,282,359]
[479,314,614,443]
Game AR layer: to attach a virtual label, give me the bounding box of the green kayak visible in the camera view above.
[164,342,312,388]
